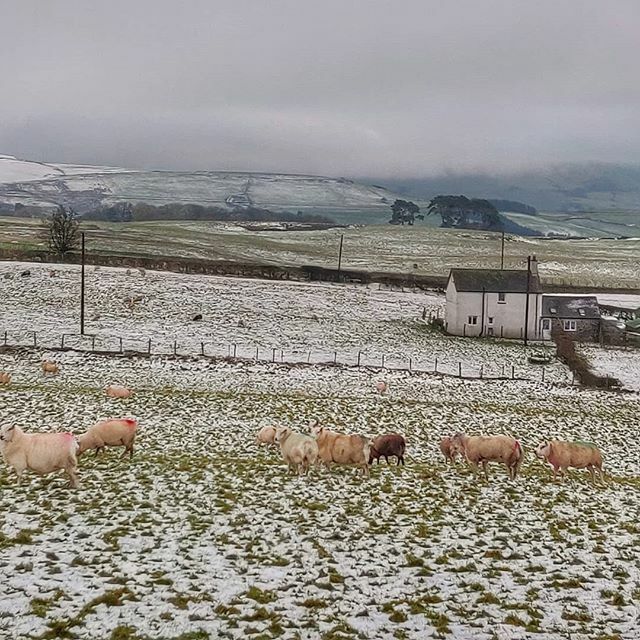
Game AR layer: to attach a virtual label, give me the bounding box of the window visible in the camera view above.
[542,319,551,330]
[487,327,494,336]
[563,319,577,332]
[497,292,506,303]
[467,315,478,325]
[488,316,494,324]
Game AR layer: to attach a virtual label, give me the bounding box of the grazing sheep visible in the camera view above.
[0,425,79,488]
[274,426,318,475]
[369,433,406,465]
[375,380,388,396]
[310,420,370,476]
[535,440,604,483]
[439,436,459,464]
[41,360,60,375]
[451,433,523,480]
[48,269,58,277]
[77,418,138,458]
[256,425,277,447]
[105,384,133,399]
[0,372,11,385]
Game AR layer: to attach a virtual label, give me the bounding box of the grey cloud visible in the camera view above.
[1,0,639,177]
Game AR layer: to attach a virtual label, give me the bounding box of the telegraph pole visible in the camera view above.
[523,255,531,346]
[336,234,344,282]
[500,230,505,269]
[80,232,86,335]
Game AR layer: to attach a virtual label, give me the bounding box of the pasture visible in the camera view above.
[0,263,639,640]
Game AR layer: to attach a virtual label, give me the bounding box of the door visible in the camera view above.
[542,318,551,340]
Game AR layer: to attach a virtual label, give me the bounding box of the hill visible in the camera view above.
[0,155,402,223]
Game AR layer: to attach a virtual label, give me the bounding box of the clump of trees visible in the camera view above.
[83,202,335,224]
[488,199,537,215]
[388,199,424,225]
[45,205,80,255]
[427,195,503,230]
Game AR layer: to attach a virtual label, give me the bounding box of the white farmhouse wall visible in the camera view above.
[447,289,541,339]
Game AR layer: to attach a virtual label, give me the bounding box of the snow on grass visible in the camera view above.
[582,346,640,392]
[0,348,638,640]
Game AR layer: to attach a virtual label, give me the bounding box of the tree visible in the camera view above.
[427,195,502,230]
[389,199,424,226]
[46,205,80,255]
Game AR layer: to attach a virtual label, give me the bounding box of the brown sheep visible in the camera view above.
[451,433,523,480]
[0,372,11,385]
[369,434,406,465]
[535,440,604,483]
[310,421,370,476]
[439,436,459,464]
[41,361,60,375]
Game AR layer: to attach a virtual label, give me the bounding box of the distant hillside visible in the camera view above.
[0,155,403,222]
[377,163,640,213]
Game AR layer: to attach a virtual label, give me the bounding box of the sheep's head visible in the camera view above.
[274,426,290,444]
[309,422,323,438]
[535,442,551,459]
[0,425,16,446]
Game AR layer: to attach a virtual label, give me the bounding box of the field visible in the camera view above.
[0,264,639,640]
[2,218,640,289]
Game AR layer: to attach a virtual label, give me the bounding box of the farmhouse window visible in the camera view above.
[487,327,494,336]
[542,319,551,330]
[488,316,494,324]
[563,320,577,332]
[467,315,478,325]
[498,292,506,303]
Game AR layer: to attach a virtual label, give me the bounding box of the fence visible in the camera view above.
[0,328,572,384]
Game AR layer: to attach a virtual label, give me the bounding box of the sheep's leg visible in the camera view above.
[67,467,80,489]
[385,456,389,465]
[482,461,489,481]
[14,468,23,486]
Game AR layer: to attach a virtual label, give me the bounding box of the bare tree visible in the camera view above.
[46,205,80,255]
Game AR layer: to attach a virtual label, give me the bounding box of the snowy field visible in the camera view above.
[0,263,639,640]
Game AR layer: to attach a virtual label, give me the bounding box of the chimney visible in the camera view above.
[529,255,539,277]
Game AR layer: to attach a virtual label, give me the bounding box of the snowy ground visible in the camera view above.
[0,263,639,640]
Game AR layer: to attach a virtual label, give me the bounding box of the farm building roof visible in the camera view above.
[448,268,542,293]
[542,295,600,319]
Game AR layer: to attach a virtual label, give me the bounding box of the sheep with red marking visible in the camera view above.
[0,425,79,488]
[369,433,406,465]
[310,420,370,476]
[105,384,133,399]
[77,418,138,458]
[0,372,11,385]
[439,436,459,464]
[451,433,523,480]
[256,425,278,447]
[535,440,604,483]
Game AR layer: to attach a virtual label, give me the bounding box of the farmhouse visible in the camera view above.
[445,259,542,339]
[540,295,601,342]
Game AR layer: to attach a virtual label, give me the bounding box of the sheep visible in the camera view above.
[77,418,138,458]
[451,432,523,480]
[310,420,370,476]
[374,380,388,398]
[256,425,277,447]
[0,372,11,385]
[105,384,133,399]
[439,436,459,464]
[41,360,60,375]
[274,426,318,475]
[138,268,146,276]
[369,433,406,465]
[535,440,604,483]
[0,425,79,488]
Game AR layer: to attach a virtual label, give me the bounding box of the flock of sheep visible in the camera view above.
[0,366,605,488]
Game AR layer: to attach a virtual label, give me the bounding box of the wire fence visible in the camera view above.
[0,328,573,384]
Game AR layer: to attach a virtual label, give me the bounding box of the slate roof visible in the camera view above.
[449,268,542,293]
[542,295,600,319]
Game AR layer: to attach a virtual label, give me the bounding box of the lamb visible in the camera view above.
[256,425,277,447]
[439,436,459,464]
[274,426,318,475]
[369,433,406,465]
[0,372,11,385]
[375,380,388,396]
[451,432,523,480]
[535,440,604,483]
[105,384,133,399]
[310,420,370,476]
[77,418,138,458]
[41,360,60,375]
[0,425,79,488]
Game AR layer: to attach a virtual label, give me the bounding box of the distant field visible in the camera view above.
[1,217,639,288]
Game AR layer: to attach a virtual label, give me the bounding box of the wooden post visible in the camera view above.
[409,357,412,371]
[381,354,385,369]
[61,334,65,349]
[80,232,86,335]
[119,337,123,353]
[33,332,36,347]
[458,362,462,377]
[524,256,531,347]
[173,340,177,356]
[480,365,483,379]
[233,344,237,358]
[511,365,515,379]
[541,367,545,382]
[92,335,96,350]
[333,351,337,365]
[435,357,438,373]
[272,348,276,362]
[3,331,6,346]
[500,229,505,270]
[307,351,311,364]
[202,342,206,357]
[337,234,344,282]
[255,346,259,360]
[149,339,153,355]
[357,351,361,367]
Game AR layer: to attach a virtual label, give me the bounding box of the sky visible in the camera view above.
[0,0,639,177]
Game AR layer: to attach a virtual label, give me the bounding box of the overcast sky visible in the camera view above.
[0,0,639,177]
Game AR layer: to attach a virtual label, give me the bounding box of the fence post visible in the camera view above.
[502,364,505,377]
[233,344,237,358]
[409,357,412,371]
[3,331,6,346]
[92,336,96,351]
[255,346,259,361]
[381,354,385,369]
[33,332,37,348]
[173,340,177,356]
[357,351,361,367]
[541,367,545,382]
[458,362,462,377]
[149,339,153,355]
[334,351,337,365]
[480,365,483,379]
[435,357,438,373]
[307,351,311,364]
[119,337,123,353]
[61,334,65,349]
[280,349,283,363]
[511,365,515,379]
[201,342,205,357]
[272,348,276,363]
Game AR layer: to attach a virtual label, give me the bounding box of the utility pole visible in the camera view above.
[336,234,344,282]
[500,229,505,269]
[80,232,86,335]
[523,255,531,347]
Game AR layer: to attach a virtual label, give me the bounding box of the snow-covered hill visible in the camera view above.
[0,155,398,219]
